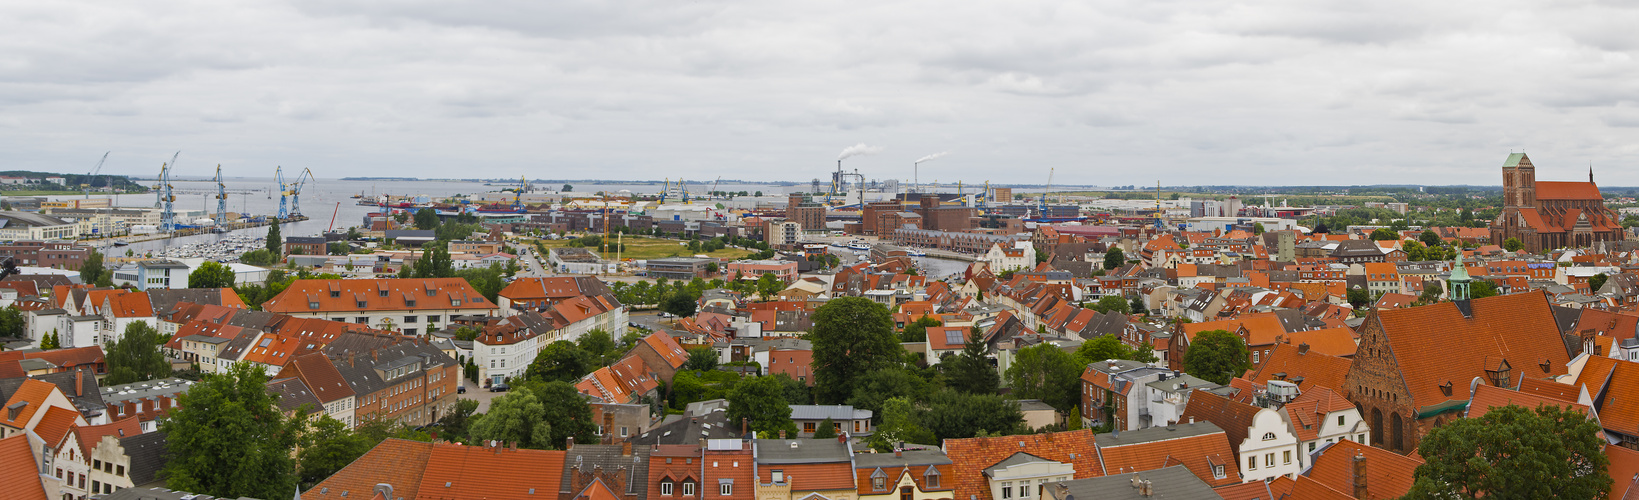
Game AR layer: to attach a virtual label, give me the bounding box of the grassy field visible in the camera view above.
[530,235,755,261]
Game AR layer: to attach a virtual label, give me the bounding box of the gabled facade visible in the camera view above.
[262,278,499,334]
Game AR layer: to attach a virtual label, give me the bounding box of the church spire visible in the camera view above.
[1591,163,1595,183]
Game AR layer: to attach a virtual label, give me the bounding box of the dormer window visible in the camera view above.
[452,299,461,307]
[330,290,340,298]
[379,290,389,298]
[357,300,368,308]
[308,301,319,310]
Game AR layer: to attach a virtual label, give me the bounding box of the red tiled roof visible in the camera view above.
[31,406,81,448]
[303,439,434,499]
[18,346,105,371]
[1607,444,1639,499]
[1098,424,1240,487]
[944,430,1104,500]
[1212,481,1273,500]
[264,278,496,314]
[1370,292,1570,411]
[1537,181,1603,200]
[1244,343,1352,393]
[1465,383,1590,420]
[1287,475,1355,500]
[1516,377,1579,403]
[1282,386,1356,442]
[69,416,142,458]
[280,352,356,404]
[1303,439,1421,500]
[1575,356,1639,434]
[1179,390,1262,455]
[0,379,58,429]
[574,477,623,500]
[642,332,689,369]
[0,435,48,499]
[1277,328,1358,357]
[759,463,856,492]
[1183,313,1289,347]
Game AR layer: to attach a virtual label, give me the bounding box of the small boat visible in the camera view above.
[112,241,129,247]
[848,241,870,251]
[906,249,926,257]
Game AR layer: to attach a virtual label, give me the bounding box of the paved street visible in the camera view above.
[458,376,510,413]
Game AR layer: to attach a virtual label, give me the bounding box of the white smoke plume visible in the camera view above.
[915,152,949,163]
[838,143,884,160]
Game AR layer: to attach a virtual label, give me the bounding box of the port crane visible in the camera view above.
[1039,168,1054,219]
[158,157,177,232]
[290,168,315,218]
[214,165,228,223]
[82,152,108,199]
[276,166,288,219]
[515,176,527,211]
[156,151,179,208]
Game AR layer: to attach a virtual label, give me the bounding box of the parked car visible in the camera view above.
[490,383,510,393]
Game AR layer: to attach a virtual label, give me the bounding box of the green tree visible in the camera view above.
[266,219,282,256]
[414,208,440,230]
[40,330,60,350]
[562,184,573,192]
[1347,288,1372,310]
[899,316,942,343]
[1419,229,1442,247]
[1087,296,1130,314]
[1182,330,1251,385]
[456,263,505,302]
[532,381,601,449]
[684,347,719,372]
[867,396,935,451]
[160,362,302,499]
[812,417,837,439]
[80,250,111,287]
[810,297,903,404]
[297,415,371,489]
[105,321,171,385]
[1502,237,1524,252]
[188,261,237,289]
[1074,335,1130,365]
[845,367,934,418]
[1369,228,1399,241]
[1103,247,1124,270]
[1419,280,1444,304]
[1252,222,1265,235]
[526,341,593,382]
[1404,404,1609,500]
[1005,343,1083,412]
[1590,273,1610,294]
[1129,295,1147,315]
[0,307,25,339]
[328,241,350,256]
[944,327,999,395]
[756,272,783,301]
[661,291,698,318]
[410,245,454,279]
[577,329,618,366]
[467,389,554,448]
[1471,279,1500,299]
[436,399,481,443]
[240,248,276,266]
[727,375,799,437]
[920,389,1025,440]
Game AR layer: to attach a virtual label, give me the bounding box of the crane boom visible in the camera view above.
[1040,168,1054,218]
[84,151,109,199]
[276,166,287,219]
[290,167,315,217]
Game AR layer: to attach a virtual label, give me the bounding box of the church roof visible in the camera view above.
[1536,181,1603,200]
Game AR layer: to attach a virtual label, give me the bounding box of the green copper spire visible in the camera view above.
[1449,251,1471,301]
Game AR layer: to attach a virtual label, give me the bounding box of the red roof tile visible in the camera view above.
[0,435,48,499]
[1607,444,1639,499]
[1098,425,1241,487]
[1369,292,1570,411]
[1516,377,1580,403]
[1179,390,1262,455]
[1465,384,1590,420]
[1277,327,1358,357]
[944,430,1104,500]
[1303,440,1421,500]
[1287,475,1355,500]
[1212,481,1273,500]
[1244,343,1352,394]
[0,379,58,430]
[1537,181,1603,200]
[69,416,141,458]
[31,406,82,448]
[264,278,496,314]
[303,439,434,500]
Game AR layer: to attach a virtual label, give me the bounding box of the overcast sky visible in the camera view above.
[3,0,1637,186]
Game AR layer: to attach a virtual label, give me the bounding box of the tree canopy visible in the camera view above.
[1404,404,1609,500]
[660,291,699,318]
[809,297,903,404]
[1087,295,1131,314]
[160,362,302,499]
[106,321,171,385]
[1103,248,1125,270]
[942,326,999,395]
[1004,343,1083,413]
[1075,334,1157,366]
[188,261,237,289]
[266,219,282,256]
[899,316,942,343]
[527,341,594,382]
[80,250,113,287]
[1502,237,1524,252]
[727,375,799,437]
[1182,329,1251,385]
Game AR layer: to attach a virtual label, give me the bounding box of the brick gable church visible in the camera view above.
[1343,290,1572,455]
[1490,153,1624,253]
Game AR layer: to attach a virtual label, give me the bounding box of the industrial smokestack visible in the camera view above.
[914,152,949,164]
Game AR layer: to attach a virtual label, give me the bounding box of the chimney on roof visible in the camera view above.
[566,436,574,450]
[1298,342,1310,355]
[1352,453,1368,499]
[742,418,748,438]
[75,369,83,397]
[838,433,846,443]
[373,484,394,499]
[622,441,632,456]
[779,430,786,439]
